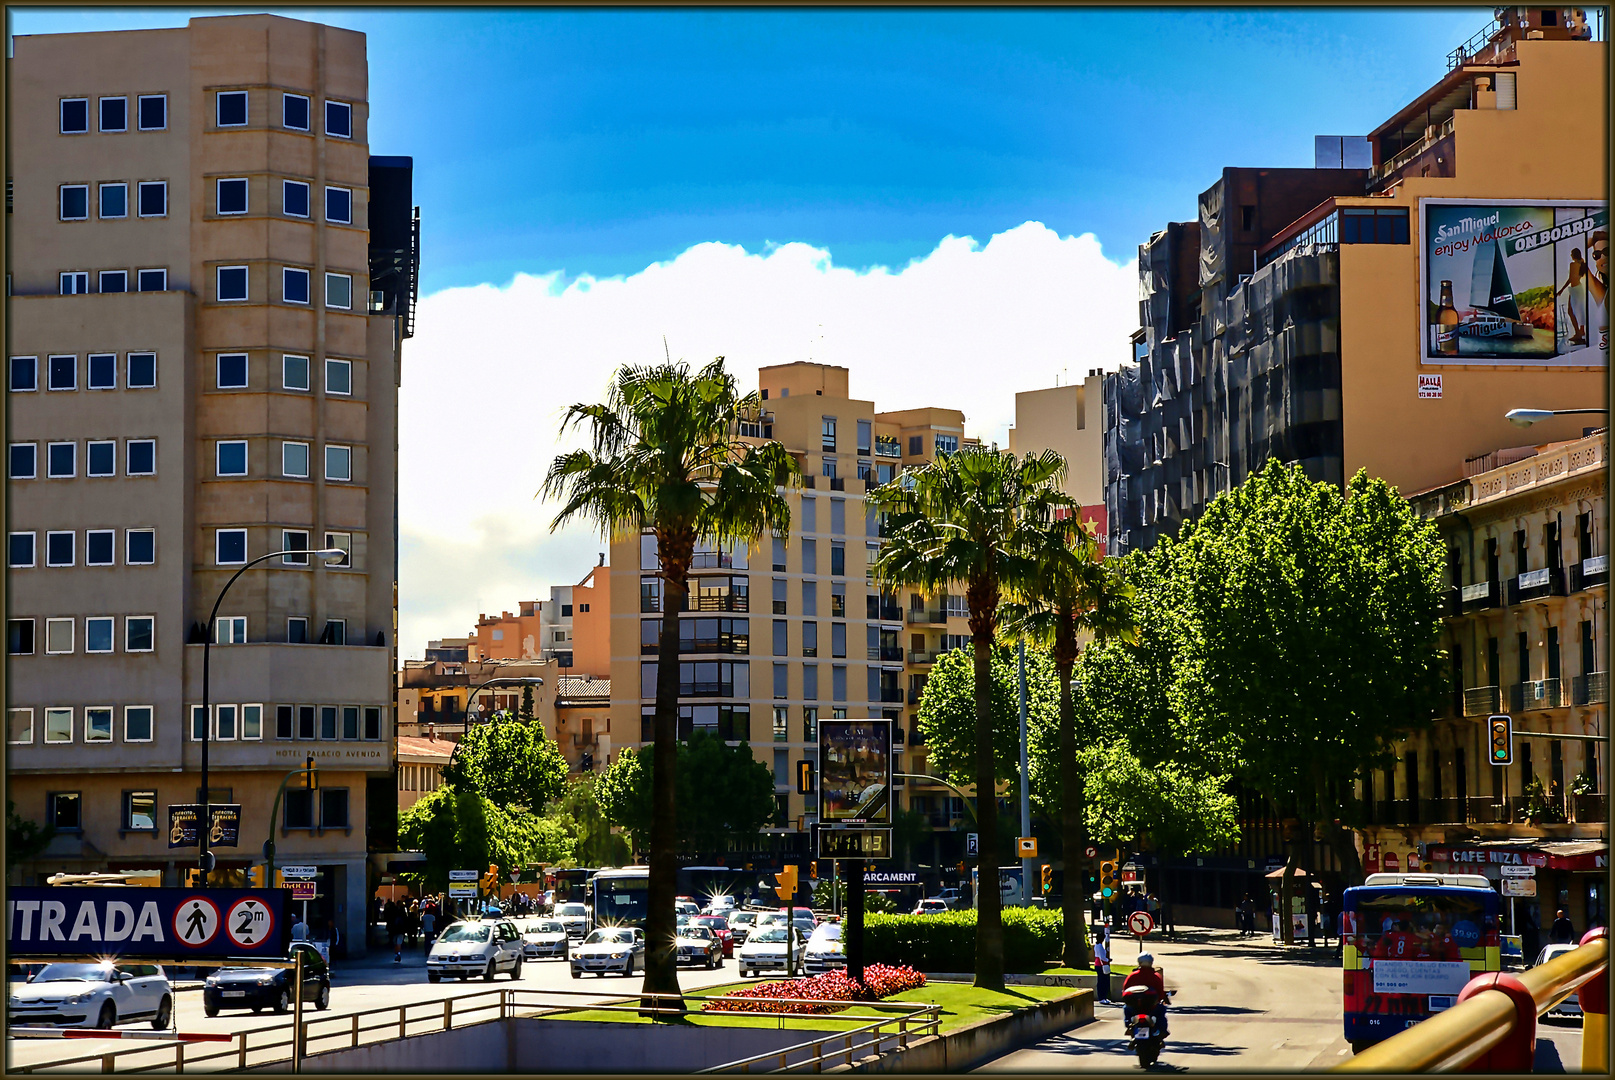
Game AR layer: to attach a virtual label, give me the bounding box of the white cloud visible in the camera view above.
[399,221,1136,656]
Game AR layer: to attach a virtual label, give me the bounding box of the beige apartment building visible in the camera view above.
[5,15,416,953]
[605,362,980,869]
[1007,370,1108,545]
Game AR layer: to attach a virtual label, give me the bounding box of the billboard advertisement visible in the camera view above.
[817,718,892,824]
[7,887,288,959]
[1422,200,1608,366]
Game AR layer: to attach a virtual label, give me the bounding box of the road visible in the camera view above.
[7,947,749,1072]
[975,928,1585,1073]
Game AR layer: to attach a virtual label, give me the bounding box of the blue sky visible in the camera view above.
[12,7,1492,291]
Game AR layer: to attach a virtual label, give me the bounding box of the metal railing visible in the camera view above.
[1337,931,1607,1074]
[1509,678,1563,711]
[1462,685,1500,715]
[1574,671,1609,705]
[701,998,941,1073]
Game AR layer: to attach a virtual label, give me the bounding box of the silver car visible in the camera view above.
[1532,944,1584,1017]
[570,927,645,978]
[518,917,570,961]
[803,922,846,974]
[737,926,807,978]
[555,902,590,941]
[8,962,172,1030]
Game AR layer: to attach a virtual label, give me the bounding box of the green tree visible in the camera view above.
[870,446,1067,992]
[438,713,568,812]
[545,773,632,868]
[1075,741,1239,859]
[7,800,54,874]
[398,787,575,894]
[595,731,777,855]
[1169,461,1446,939]
[544,356,799,1007]
[1000,513,1137,969]
[519,684,537,723]
[914,644,1060,807]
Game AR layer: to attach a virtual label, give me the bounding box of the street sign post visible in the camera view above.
[448,869,479,882]
[1016,837,1038,858]
[966,833,979,857]
[281,866,318,880]
[1127,910,1156,957]
[1500,864,1536,878]
[288,882,317,901]
[1502,878,1537,898]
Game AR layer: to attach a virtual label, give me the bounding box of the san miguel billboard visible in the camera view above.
[817,719,892,825]
[1422,200,1608,366]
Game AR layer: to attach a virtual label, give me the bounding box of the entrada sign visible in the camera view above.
[7,887,287,959]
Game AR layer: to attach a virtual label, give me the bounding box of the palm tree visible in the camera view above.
[1001,514,1137,970]
[868,445,1067,992]
[543,357,799,1009]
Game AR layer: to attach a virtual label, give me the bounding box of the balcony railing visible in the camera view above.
[1461,579,1502,612]
[1572,555,1609,592]
[882,688,906,704]
[905,688,922,704]
[1463,685,1501,716]
[906,610,947,624]
[685,593,748,613]
[1510,679,1564,711]
[908,649,941,665]
[1573,671,1608,706]
[1511,567,1566,605]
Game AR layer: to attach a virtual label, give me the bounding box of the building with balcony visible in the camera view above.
[607,362,977,872]
[1360,429,1607,934]
[4,15,416,954]
[1103,9,1605,556]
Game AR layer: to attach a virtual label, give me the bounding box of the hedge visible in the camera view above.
[861,908,1066,973]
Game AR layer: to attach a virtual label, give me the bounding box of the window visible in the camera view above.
[325,186,352,224]
[830,499,845,535]
[99,182,128,219]
[48,355,76,391]
[216,528,247,565]
[283,179,311,218]
[215,616,246,644]
[9,708,34,744]
[282,529,311,565]
[84,617,114,654]
[276,90,312,130]
[137,94,166,131]
[830,584,845,617]
[321,620,347,646]
[61,98,89,134]
[45,708,75,745]
[9,532,36,568]
[128,352,157,386]
[284,267,311,304]
[1340,207,1410,245]
[325,272,352,310]
[325,532,352,567]
[127,440,156,476]
[217,265,247,301]
[935,433,959,456]
[86,707,113,742]
[294,705,315,740]
[124,790,157,830]
[282,441,310,478]
[908,435,924,456]
[60,184,89,220]
[325,444,352,481]
[772,706,789,741]
[125,616,154,652]
[88,353,116,389]
[137,181,166,217]
[321,788,350,828]
[60,272,90,295]
[342,706,360,739]
[801,498,817,533]
[832,665,847,702]
[325,358,351,395]
[126,529,155,565]
[48,791,81,828]
[243,704,263,740]
[189,705,207,741]
[283,354,311,391]
[320,706,338,739]
[288,617,309,644]
[325,100,352,138]
[832,622,847,658]
[285,789,315,829]
[830,543,845,577]
[217,90,248,127]
[802,539,817,575]
[822,458,837,479]
[10,443,36,479]
[364,706,382,740]
[124,707,154,743]
[9,619,34,655]
[11,356,38,392]
[822,417,837,451]
[45,617,73,654]
[802,580,817,615]
[774,662,789,700]
[216,704,237,740]
[216,440,248,477]
[773,620,789,656]
[217,352,248,389]
[87,440,116,477]
[46,531,75,567]
[214,177,249,217]
[275,705,295,738]
[86,529,115,566]
[97,271,130,295]
[803,663,819,701]
[803,621,818,657]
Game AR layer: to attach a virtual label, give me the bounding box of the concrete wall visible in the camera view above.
[844,987,1093,1074]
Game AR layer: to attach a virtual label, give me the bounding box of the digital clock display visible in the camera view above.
[817,828,892,859]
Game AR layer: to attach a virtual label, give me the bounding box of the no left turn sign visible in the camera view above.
[1127,910,1156,938]
[173,896,221,948]
[225,897,275,949]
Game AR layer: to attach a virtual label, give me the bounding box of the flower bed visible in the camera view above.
[704,965,927,1014]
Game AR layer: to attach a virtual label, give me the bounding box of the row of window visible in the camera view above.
[11,353,157,392]
[60,92,352,139]
[8,529,155,568]
[213,354,352,394]
[10,439,155,480]
[59,181,168,221]
[39,787,352,835]
[58,269,167,296]
[213,440,355,482]
[10,706,156,745]
[214,266,355,308]
[62,179,353,225]
[8,616,154,656]
[8,701,383,747]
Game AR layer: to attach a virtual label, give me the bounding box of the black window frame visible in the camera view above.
[47,791,83,831]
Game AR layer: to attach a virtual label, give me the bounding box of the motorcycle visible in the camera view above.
[1121,984,1175,1067]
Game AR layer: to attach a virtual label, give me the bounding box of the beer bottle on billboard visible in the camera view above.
[1436,279,1460,355]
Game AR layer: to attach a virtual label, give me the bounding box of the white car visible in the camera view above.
[704,895,737,914]
[426,920,524,983]
[913,899,949,915]
[737,926,807,978]
[675,925,724,968]
[518,917,570,960]
[555,902,590,941]
[8,962,172,1030]
[803,922,846,973]
[571,927,645,978]
[676,900,701,918]
[1532,944,1584,1017]
[728,910,759,944]
[756,907,817,935]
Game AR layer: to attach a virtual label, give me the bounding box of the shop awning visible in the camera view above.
[1426,840,1608,872]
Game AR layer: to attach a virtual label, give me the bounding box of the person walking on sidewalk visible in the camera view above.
[1093,925,1113,1004]
[421,908,437,953]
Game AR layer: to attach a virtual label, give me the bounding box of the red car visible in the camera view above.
[692,915,734,957]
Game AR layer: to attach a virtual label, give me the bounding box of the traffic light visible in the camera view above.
[248,865,266,888]
[1489,714,1513,766]
[1041,864,1053,894]
[304,755,319,790]
[775,864,799,901]
[797,760,815,795]
[1099,860,1117,899]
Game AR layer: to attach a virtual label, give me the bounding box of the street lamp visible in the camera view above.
[198,547,345,887]
[1505,408,1608,428]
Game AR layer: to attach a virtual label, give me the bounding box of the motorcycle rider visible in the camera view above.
[1121,952,1170,1040]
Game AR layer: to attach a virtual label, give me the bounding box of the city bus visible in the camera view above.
[1342,873,1500,1053]
[590,867,650,930]
[549,867,597,909]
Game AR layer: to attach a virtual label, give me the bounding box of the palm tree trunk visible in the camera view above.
[1058,654,1090,970]
[643,573,686,1013]
[972,630,1005,992]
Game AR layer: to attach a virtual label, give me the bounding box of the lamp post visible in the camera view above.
[1505,408,1608,428]
[198,548,345,888]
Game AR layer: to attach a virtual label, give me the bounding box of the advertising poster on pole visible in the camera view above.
[817,718,892,824]
[1421,199,1608,366]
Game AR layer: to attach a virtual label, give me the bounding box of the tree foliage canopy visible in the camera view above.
[438,714,569,813]
[397,787,575,893]
[595,731,777,854]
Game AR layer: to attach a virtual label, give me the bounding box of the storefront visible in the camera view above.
[1424,840,1609,956]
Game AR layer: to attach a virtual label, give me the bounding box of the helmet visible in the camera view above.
[1137,953,1155,967]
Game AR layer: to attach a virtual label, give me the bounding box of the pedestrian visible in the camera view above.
[421,907,437,953]
[1522,904,1542,963]
[1093,926,1113,1004]
[291,913,309,941]
[1551,908,1576,945]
